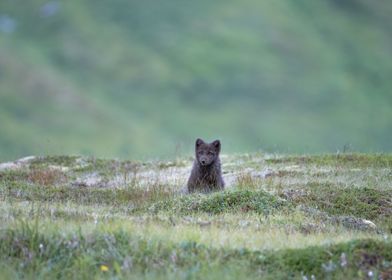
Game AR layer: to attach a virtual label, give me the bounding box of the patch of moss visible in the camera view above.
[284,184,392,222]
[148,190,288,215]
[261,239,392,278]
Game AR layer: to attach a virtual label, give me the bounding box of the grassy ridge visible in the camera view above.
[1,153,391,278]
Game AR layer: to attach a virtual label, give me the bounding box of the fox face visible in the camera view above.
[195,138,221,166]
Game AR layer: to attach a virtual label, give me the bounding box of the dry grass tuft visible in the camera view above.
[235,172,260,190]
[28,169,67,186]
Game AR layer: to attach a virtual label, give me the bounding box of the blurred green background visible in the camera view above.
[0,0,391,161]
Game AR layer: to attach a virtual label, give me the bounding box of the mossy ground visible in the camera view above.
[0,153,391,279]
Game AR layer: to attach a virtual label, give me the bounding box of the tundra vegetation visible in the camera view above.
[0,153,391,279]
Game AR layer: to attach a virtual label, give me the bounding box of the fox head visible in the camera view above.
[195,138,221,166]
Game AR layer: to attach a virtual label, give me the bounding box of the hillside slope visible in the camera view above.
[1,0,392,160]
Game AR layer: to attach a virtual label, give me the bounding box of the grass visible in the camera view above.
[147,190,287,215]
[1,221,391,279]
[266,154,392,168]
[0,153,392,279]
[1,182,173,209]
[296,186,391,219]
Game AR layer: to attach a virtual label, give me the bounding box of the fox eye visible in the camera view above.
[198,151,203,155]
[208,151,214,156]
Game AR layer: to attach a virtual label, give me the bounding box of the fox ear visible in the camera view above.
[196,138,204,147]
[212,140,221,150]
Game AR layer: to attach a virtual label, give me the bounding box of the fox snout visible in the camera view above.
[199,157,208,166]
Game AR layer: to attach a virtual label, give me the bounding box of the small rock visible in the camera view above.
[334,216,377,231]
[361,219,377,229]
[72,172,103,187]
[48,165,69,172]
[0,162,19,171]
[17,156,36,163]
[0,156,36,171]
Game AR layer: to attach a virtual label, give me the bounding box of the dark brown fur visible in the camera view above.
[187,138,225,193]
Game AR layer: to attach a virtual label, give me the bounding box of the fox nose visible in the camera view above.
[201,159,206,165]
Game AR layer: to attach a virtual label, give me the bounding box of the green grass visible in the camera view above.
[1,1,392,160]
[1,221,391,279]
[0,153,392,279]
[148,190,287,215]
[294,185,391,219]
[1,182,173,209]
